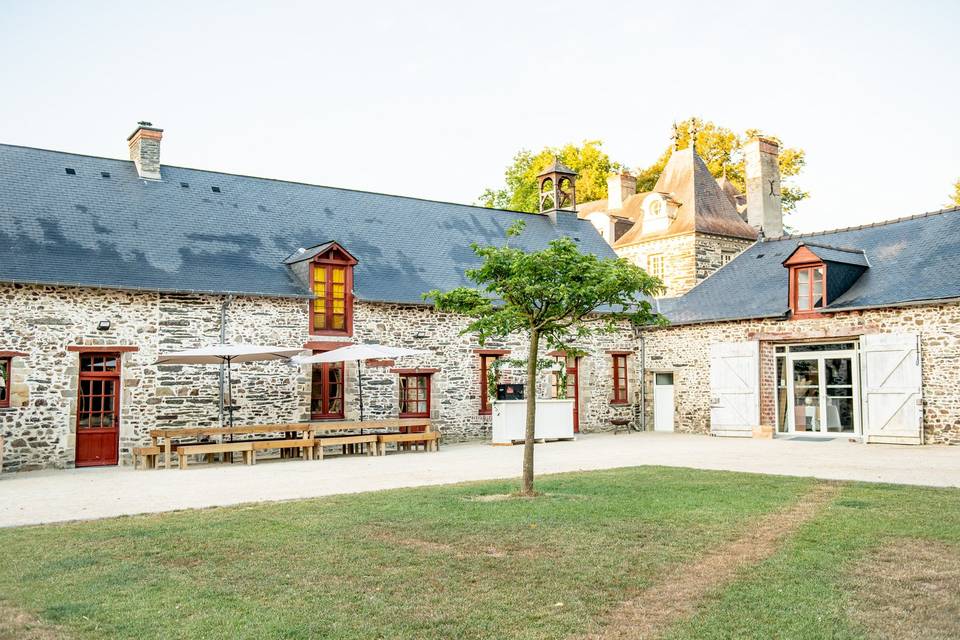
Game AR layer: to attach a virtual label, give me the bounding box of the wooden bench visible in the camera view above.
[133,445,163,469]
[250,438,316,463]
[177,441,254,469]
[377,431,440,456]
[314,434,379,459]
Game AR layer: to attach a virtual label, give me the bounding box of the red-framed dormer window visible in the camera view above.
[310,244,357,336]
[784,245,827,319]
[793,266,825,314]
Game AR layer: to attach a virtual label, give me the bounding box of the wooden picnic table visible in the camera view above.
[147,418,433,469]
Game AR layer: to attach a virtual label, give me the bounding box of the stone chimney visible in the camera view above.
[607,172,637,210]
[744,136,783,237]
[127,121,163,180]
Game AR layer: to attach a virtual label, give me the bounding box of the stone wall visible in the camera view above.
[0,284,641,471]
[616,234,696,297]
[616,232,754,297]
[694,233,754,282]
[639,302,960,444]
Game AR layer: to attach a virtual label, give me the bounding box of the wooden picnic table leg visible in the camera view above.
[164,438,172,470]
[179,450,188,470]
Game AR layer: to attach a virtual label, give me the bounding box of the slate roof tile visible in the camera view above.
[659,207,960,324]
[0,144,617,302]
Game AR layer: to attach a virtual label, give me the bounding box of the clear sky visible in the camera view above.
[1,0,957,233]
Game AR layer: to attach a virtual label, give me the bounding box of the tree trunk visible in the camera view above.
[521,327,539,495]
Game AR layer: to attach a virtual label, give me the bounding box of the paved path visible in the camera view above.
[1,433,958,528]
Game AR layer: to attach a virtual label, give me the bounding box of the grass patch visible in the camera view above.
[0,467,957,639]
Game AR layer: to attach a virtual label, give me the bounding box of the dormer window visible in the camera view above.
[793,265,825,313]
[312,251,354,335]
[783,242,869,320]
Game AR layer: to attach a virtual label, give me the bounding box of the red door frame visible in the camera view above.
[552,354,580,433]
[75,352,121,467]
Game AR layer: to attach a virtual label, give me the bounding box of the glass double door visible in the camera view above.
[787,353,859,435]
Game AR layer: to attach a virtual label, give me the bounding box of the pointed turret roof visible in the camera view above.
[537,158,577,178]
[614,147,758,247]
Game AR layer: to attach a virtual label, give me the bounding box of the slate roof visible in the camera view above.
[0,144,617,302]
[615,148,758,247]
[789,242,870,267]
[537,159,577,177]
[659,207,960,325]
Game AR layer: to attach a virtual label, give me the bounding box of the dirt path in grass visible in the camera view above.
[0,602,72,640]
[581,482,840,640]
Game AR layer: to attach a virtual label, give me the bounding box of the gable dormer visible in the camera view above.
[783,242,869,318]
[285,241,358,335]
[641,192,680,233]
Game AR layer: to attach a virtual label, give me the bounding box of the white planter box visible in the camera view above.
[491,399,575,444]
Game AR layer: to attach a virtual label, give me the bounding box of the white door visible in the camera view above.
[860,333,923,444]
[653,372,675,432]
[710,341,760,437]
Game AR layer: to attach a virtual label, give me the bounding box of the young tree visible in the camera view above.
[426,221,665,495]
[636,118,809,214]
[949,178,960,207]
[479,141,623,213]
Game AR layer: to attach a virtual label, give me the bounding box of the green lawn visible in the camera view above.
[0,467,958,639]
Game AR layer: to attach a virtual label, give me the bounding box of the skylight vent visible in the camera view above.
[180,182,189,188]
[101,171,111,178]
[65,168,76,175]
[211,186,221,193]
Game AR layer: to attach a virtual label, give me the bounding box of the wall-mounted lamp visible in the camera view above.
[96,320,111,331]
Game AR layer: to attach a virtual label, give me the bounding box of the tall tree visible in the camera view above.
[636,118,809,214]
[949,178,960,207]
[479,141,622,213]
[426,221,664,496]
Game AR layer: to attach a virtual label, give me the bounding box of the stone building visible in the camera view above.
[578,137,784,297]
[0,124,639,472]
[642,207,960,445]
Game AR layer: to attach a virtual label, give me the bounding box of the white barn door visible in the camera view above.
[860,333,923,444]
[710,341,760,437]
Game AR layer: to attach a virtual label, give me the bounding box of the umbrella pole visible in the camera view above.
[357,359,364,428]
[227,358,235,432]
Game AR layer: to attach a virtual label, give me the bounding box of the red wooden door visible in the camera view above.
[75,353,121,467]
[553,355,580,433]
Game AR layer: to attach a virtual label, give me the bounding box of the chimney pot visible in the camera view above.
[127,122,163,180]
[744,136,782,237]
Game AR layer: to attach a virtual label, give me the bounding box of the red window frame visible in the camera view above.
[479,353,501,415]
[0,357,10,408]
[789,264,826,318]
[612,354,629,404]
[310,245,356,336]
[399,373,431,418]
[310,359,345,419]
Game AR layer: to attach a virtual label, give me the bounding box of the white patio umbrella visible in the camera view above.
[295,344,430,422]
[155,344,304,427]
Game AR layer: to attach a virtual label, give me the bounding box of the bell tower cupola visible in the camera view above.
[537,158,577,213]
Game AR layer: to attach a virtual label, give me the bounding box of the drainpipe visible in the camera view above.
[639,332,646,432]
[218,295,234,427]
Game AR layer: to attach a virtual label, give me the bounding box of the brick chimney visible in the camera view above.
[744,136,782,237]
[127,121,163,180]
[607,172,637,210]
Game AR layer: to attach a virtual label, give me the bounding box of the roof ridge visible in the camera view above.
[764,205,960,242]
[0,142,558,221]
[800,241,866,254]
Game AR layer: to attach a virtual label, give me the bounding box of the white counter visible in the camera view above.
[491,399,575,444]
